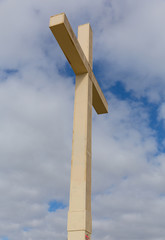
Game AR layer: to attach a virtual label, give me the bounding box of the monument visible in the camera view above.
[49,13,108,240]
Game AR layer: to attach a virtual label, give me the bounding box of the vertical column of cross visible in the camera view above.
[67,24,93,240]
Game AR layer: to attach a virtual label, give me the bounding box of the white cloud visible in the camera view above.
[0,68,74,238]
[94,0,165,102]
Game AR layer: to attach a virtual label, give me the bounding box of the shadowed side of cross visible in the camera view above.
[49,13,108,240]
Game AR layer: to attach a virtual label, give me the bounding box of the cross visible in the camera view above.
[49,13,108,240]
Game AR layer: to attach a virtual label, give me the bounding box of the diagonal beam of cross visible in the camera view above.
[49,13,108,240]
[49,13,108,114]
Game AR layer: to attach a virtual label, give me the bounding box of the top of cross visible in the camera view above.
[49,13,108,114]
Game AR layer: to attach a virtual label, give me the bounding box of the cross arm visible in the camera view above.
[49,13,88,75]
[91,72,108,114]
[49,13,108,114]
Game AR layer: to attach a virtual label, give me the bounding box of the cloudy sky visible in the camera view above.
[0,0,165,239]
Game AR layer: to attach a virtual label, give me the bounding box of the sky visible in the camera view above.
[0,0,165,239]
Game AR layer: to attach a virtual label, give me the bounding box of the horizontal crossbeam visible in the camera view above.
[49,13,108,114]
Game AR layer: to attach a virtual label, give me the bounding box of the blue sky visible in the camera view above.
[0,237,9,240]
[0,0,165,240]
[48,200,66,212]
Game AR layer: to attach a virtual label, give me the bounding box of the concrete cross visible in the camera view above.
[49,13,108,240]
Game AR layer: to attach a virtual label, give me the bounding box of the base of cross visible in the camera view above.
[67,209,92,240]
[68,231,91,240]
